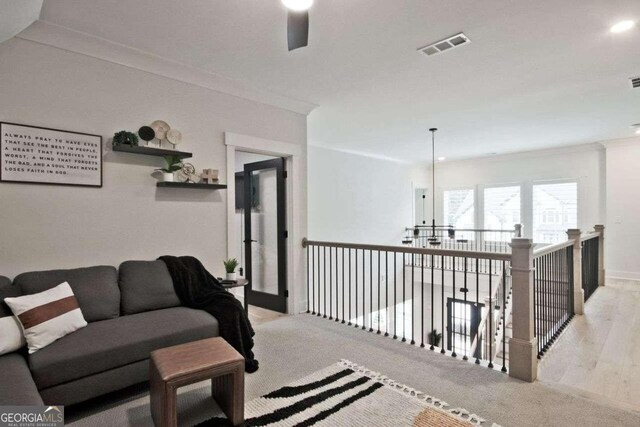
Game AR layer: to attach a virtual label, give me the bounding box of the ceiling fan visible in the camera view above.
[282,0,313,51]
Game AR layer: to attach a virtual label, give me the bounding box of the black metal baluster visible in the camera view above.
[451,256,457,358]
[501,261,507,372]
[311,245,316,315]
[341,247,345,323]
[321,246,326,318]
[335,247,340,323]
[385,251,389,336]
[393,251,397,340]
[441,255,446,354]
[363,250,367,331]
[463,257,468,360]
[552,251,556,342]
[411,253,415,344]
[430,254,435,351]
[354,249,358,327]
[369,250,374,332]
[420,253,425,348]
[553,251,561,341]
[488,260,494,368]
[329,247,333,320]
[306,244,310,313]
[543,254,548,353]
[377,251,381,334]
[348,249,352,325]
[475,257,480,364]
[402,252,407,342]
[534,257,539,357]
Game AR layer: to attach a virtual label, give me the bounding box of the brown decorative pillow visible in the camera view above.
[4,282,87,353]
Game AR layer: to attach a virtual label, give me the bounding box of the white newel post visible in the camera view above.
[508,238,538,382]
[594,225,605,287]
[567,229,584,315]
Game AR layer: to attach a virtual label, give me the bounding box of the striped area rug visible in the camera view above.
[197,360,498,426]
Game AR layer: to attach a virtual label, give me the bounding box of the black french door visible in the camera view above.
[243,158,287,313]
[447,298,484,358]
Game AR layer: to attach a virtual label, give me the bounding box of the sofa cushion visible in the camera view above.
[119,260,180,315]
[14,266,120,322]
[29,307,219,389]
[0,352,43,405]
[0,276,19,317]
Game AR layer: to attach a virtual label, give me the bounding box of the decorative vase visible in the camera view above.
[226,272,237,281]
[162,172,174,182]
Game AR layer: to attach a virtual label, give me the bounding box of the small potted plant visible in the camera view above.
[112,130,139,147]
[223,258,239,281]
[155,155,183,182]
[428,329,442,347]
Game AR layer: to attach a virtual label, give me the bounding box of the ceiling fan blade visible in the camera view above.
[287,10,309,51]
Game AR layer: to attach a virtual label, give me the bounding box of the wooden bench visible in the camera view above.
[150,337,244,426]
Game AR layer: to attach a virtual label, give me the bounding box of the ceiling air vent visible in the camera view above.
[418,33,470,57]
[631,76,640,89]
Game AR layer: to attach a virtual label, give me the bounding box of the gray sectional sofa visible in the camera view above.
[0,261,219,406]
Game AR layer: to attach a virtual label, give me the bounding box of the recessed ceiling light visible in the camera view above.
[636,129,640,135]
[438,157,446,161]
[610,20,636,33]
[282,0,313,11]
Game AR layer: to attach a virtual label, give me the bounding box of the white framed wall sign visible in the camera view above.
[1,122,102,188]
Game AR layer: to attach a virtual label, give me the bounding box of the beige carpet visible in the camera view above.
[67,314,640,426]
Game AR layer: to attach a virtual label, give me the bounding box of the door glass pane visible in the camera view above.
[250,168,279,295]
[484,186,521,237]
[533,182,577,244]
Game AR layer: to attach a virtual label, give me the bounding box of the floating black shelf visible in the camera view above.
[112,145,192,159]
[156,182,227,190]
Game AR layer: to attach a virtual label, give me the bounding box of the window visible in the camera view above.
[484,186,521,231]
[533,182,577,244]
[443,189,475,229]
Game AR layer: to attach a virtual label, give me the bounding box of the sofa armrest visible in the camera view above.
[0,352,43,405]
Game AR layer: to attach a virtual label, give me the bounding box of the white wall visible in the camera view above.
[604,138,640,280]
[308,145,429,245]
[0,38,307,281]
[433,144,606,238]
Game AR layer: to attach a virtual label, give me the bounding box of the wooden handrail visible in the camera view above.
[533,239,575,258]
[580,231,601,242]
[406,226,517,233]
[301,238,512,261]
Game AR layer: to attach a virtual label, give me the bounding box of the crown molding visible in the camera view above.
[600,136,640,149]
[437,142,605,168]
[308,142,410,164]
[16,20,318,116]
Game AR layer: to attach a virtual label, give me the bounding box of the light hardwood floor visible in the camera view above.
[537,278,640,412]
[247,305,286,326]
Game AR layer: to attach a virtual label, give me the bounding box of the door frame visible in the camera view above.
[244,158,287,313]
[225,132,304,315]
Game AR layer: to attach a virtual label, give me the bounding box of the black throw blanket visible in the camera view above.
[159,256,259,373]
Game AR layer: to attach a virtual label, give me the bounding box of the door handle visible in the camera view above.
[244,239,258,243]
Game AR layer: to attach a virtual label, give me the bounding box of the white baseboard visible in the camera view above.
[607,271,640,281]
[296,299,309,314]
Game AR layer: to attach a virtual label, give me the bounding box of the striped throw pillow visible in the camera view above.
[4,282,87,353]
